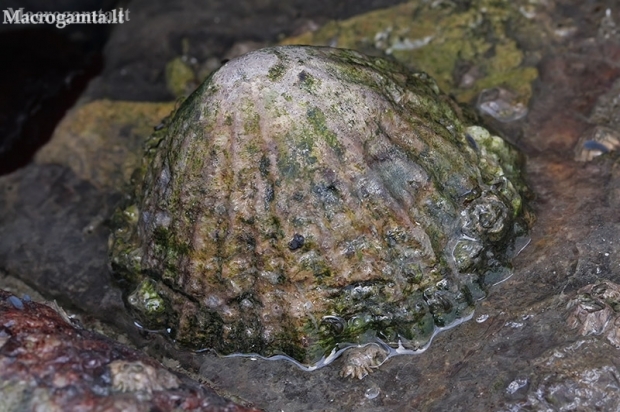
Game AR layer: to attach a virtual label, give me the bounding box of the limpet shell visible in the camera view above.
[110,46,529,367]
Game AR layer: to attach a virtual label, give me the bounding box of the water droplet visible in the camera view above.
[506,378,528,394]
[365,386,380,400]
[476,314,489,323]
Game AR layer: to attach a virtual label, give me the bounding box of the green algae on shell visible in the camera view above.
[110,45,530,367]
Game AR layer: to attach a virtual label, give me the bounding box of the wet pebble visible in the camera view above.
[477,88,528,122]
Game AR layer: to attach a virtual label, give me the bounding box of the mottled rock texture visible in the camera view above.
[0,289,261,412]
[110,46,529,366]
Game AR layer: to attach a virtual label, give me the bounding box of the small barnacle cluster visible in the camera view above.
[339,343,388,380]
[109,360,180,397]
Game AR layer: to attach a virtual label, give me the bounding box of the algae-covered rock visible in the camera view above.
[281,0,539,106]
[110,46,529,368]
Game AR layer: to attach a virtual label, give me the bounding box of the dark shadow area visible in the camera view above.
[0,1,118,175]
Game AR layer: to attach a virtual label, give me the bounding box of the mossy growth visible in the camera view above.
[127,279,169,326]
[165,57,197,98]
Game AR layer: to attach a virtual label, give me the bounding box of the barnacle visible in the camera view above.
[109,361,179,395]
[339,344,388,380]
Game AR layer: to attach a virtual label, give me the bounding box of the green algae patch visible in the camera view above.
[109,46,530,368]
[280,0,540,106]
[268,62,287,81]
[306,107,344,158]
[128,279,168,321]
[298,70,321,94]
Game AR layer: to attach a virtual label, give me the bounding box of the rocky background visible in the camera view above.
[2,0,620,411]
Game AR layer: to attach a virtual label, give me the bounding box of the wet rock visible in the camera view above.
[110,45,530,370]
[505,339,620,411]
[0,163,127,325]
[0,289,261,412]
[567,281,620,347]
[35,100,176,190]
[0,100,174,331]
